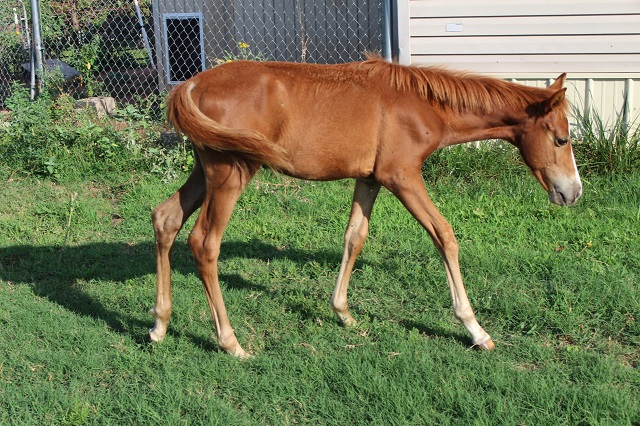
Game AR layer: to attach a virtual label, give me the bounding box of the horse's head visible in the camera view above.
[515,75,582,206]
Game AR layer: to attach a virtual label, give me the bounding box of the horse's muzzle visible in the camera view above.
[549,181,582,206]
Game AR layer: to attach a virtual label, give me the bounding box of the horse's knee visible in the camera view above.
[345,219,369,253]
[434,222,458,256]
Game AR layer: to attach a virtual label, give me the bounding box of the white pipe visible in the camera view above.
[624,78,633,129]
[13,8,19,35]
[584,78,593,120]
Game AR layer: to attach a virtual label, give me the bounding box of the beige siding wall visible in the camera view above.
[402,0,640,127]
[506,77,638,130]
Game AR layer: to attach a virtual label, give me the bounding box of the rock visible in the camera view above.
[74,96,116,116]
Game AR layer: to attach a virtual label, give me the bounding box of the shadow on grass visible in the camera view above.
[0,239,467,349]
[399,319,471,347]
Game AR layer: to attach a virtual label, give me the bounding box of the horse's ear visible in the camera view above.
[541,88,567,115]
[548,73,567,91]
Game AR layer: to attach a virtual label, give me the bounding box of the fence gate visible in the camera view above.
[1,0,385,106]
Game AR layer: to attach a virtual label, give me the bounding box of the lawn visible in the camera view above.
[0,151,638,424]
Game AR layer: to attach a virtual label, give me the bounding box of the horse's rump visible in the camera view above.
[168,78,290,169]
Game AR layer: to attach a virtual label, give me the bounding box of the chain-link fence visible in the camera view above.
[1,0,385,107]
[1,1,30,105]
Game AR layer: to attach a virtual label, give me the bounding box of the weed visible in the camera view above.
[65,33,104,97]
[148,137,194,183]
[42,156,60,179]
[1,83,58,176]
[131,91,167,123]
[213,41,270,65]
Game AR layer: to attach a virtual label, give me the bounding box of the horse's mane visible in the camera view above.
[361,55,566,114]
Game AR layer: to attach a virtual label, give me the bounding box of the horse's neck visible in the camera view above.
[439,108,521,148]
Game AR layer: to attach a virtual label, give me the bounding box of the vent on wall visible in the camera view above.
[163,13,205,84]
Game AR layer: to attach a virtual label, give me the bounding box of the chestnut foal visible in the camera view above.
[150,58,582,357]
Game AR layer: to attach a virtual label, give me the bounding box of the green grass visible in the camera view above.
[1,155,639,424]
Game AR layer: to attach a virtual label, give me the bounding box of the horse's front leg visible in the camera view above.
[149,156,205,342]
[383,170,495,350]
[331,178,381,326]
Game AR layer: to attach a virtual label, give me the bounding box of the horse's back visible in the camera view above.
[185,61,389,180]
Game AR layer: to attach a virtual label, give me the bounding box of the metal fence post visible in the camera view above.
[29,0,44,100]
[382,0,392,61]
[134,0,156,70]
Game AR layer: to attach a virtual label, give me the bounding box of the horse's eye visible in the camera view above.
[555,138,569,147]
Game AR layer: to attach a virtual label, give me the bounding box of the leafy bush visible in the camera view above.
[0,85,191,183]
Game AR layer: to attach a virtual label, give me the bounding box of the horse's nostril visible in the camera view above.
[558,191,567,205]
[550,186,571,206]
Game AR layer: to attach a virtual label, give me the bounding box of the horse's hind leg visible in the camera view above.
[188,153,259,358]
[149,155,205,342]
[331,178,381,326]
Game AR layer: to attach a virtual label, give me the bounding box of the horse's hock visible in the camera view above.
[74,96,116,117]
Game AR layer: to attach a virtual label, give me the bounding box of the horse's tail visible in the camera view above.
[167,80,290,170]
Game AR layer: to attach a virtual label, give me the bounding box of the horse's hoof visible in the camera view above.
[226,345,253,360]
[149,327,165,342]
[476,339,496,351]
[334,311,357,327]
[235,350,254,360]
[341,317,357,328]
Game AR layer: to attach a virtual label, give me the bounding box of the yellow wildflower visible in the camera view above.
[238,42,250,49]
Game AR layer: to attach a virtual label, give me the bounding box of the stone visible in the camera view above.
[74,96,116,116]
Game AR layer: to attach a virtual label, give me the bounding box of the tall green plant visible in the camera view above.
[572,104,640,176]
[65,34,104,97]
[214,41,270,65]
